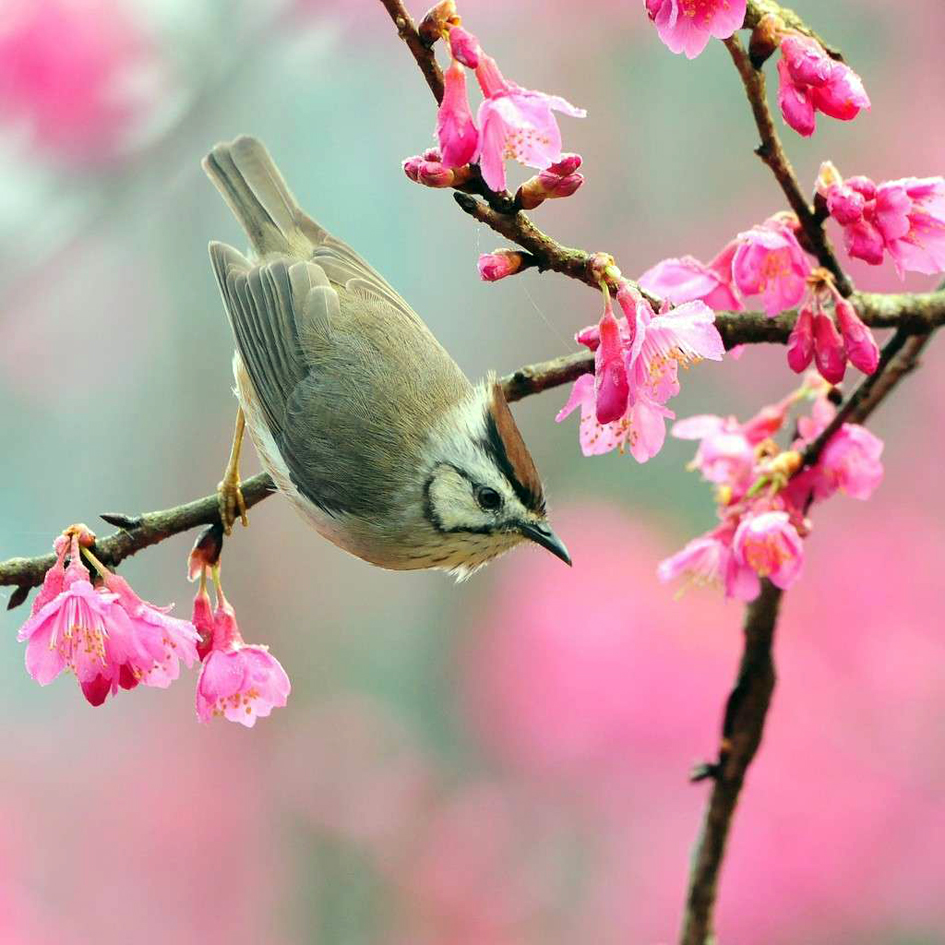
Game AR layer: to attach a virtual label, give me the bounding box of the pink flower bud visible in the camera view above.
[402,155,423,182]
[436,59,479,168]
[417,161,456,187]
[786,305,815,373]
[843,218,885,266]
[835,297,879,374]
[846,175,876,200]
[478,250,524,282]
[575,324,601,351]
[537,169,584,198]
[594,302,630,424]
[812,312,846,384]
[448,25,481,69]
[546,153,583,176]
[781,34,832,88]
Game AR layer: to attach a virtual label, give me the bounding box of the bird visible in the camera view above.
[202,135,570,579]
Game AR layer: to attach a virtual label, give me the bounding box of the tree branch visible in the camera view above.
[680,323,938,945]
[377,0,445,104]
[681,578,782,945]
[723,34,852,295]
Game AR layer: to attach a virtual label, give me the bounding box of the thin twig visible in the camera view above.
[377,0,445,103]
[723,34,851,295]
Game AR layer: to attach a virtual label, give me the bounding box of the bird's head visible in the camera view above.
[421,377,570,579]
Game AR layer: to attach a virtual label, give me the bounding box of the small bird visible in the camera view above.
[203,135,570,578]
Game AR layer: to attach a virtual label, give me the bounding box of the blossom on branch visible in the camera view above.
[732,215,811,317]
[659,382,884,601]
[437,60,479,168]
[775,33,870,137]
[557,283,723,463]
[645,0,747,60]
[16,527,198,706]
[818,163,945,277]
[193,568,290,728]
[638,242,743,313]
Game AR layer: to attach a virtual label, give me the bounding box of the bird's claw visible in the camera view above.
[217,475,248,535]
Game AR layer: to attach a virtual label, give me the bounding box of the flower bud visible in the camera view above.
[478,250,524,282]
[417,161,456,187]
[786,306,815,373]
[815,160,842,198]
[748,13,784,68]
[188,523,224,582]
[402,155,423,182]
[812,312,846,384]
[575,324,601,351]
[448,24,481,68]
[826,186,865,225]
[546,153,583,176]
[418,0,457,45]
[835,297,879,374]
[437,59,479,168]
[423,147,442,162]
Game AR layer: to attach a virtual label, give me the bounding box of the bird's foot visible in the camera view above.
[217,471,248,535]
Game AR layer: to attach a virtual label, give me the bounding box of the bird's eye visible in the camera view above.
[475,486,503,512]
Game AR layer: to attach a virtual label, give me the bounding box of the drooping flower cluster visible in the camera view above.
[645,0,747,60]
[785,269,879,383]
[817,162,945,277]
[659,378,884,600]
[407,4,585,194]
[190,558,290,729]
[775,32,870,137]
[17,526,199,706]
[556,281,724,462]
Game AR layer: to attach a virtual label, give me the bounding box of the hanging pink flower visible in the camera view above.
[195,577,290,728]
[474,54,585,192]
[834,297,879,375]
[732,511,805,590]
[16,530,197,706]
[775,33,870,137]
[658,526,762,601]
[594,296,631,424]
[671,415,757,490]
[437,60,479,168]
[556,374,674,463]
[812,311,846,384]
[786,305,815,373]
[732,216,812,317]
[645,0,747,60]
[814,425,884,501]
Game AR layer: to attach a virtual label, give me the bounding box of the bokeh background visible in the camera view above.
[2,1,944,943]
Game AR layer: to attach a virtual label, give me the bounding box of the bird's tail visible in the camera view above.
[203,135,322,257]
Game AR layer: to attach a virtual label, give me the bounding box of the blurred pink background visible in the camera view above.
[1,1,943,943]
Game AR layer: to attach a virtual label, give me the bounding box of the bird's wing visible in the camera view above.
[209,243,471,520]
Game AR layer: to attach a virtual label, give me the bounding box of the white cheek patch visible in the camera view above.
[428,467,492,532]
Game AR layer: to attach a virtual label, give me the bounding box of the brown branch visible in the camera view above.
[681,578,782,945]
[723,34,852,295]
[680,323,938,945]
[377,0,445,104]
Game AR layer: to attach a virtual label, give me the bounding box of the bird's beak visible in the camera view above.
[519,522,572,566]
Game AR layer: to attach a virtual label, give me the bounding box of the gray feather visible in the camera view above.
[205,137,472,524]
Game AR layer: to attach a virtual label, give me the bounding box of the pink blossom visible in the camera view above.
[638,242,743,313]
[474,55,585,192]
[556,374,673,463]
[195,589,290,727]
[733,511,804,590]
[835,297,879,374]
[873,177,945,277]
[732,217,811,316]
[658,526,761,600]
[786,305,815,373]
[594,297,631,424]
[671,414,755,488]
[448,25,481,69]
[815,424,884,501]
[620,289,725,404]
[17,531,198,705]
[477,251,523,282]
[776,34,870,137]
[645,0,747,60]
[437,60,479,168]
[812,311,846,384]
